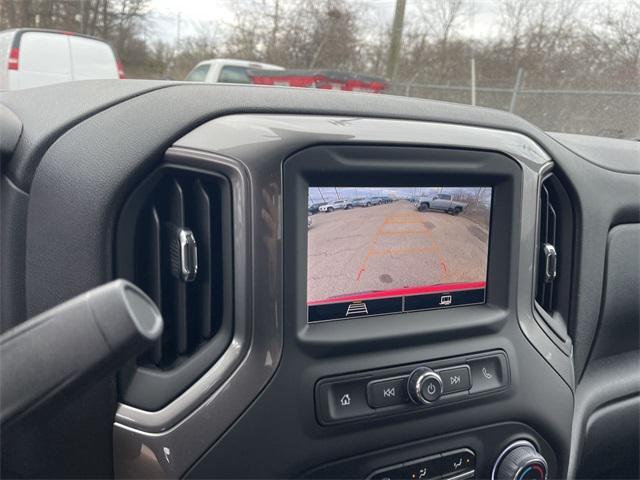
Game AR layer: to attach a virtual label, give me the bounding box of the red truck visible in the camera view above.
[247,68,388,93]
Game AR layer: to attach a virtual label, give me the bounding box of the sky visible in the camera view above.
[148,0,502,46]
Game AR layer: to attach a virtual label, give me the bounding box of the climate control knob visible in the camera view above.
[407,367,443,404]
[492,440,548,480]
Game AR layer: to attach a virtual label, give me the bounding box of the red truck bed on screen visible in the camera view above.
[247,68,388,93]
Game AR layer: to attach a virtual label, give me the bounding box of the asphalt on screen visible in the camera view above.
[307,200,489,303]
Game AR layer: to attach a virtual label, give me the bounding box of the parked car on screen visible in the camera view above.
[318,200,352,212]
[352,197,372,207]
[0,28,123,90]
[185,58,284,84]
[308,202,326,214]
[416,194,467,215]
[366,197,384,206]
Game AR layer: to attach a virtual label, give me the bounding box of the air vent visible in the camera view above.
[536,180,558,312]
[116,166,233,410]
[534,173,573,347]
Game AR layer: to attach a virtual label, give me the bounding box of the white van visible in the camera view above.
[185,58,284,84]
[0,28,123,91]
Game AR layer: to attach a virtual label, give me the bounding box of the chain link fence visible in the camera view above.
[388,82,640,139]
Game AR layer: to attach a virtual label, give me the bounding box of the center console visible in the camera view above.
[279,138,564,479]
[113,115,574,479]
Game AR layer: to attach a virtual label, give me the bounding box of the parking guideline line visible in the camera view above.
[377,230,432,235]
[356,210,400,281]
[368,247,437,256]
[356,205,437,282]
[418,212,448,283]
[355,214,390,281]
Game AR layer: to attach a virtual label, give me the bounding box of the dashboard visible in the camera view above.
[0,81,638,480]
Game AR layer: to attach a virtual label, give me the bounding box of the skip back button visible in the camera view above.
[367,377,409,408]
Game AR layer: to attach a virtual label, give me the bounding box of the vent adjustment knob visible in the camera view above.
[169,226,198,282]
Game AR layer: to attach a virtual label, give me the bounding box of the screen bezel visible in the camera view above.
[306,185,493,323]
[283,144,522,351]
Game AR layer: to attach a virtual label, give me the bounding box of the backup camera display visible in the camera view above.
[307,187,492,322]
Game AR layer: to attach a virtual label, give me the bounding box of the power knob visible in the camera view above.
[492,440,548,480]
[407,367,443,404]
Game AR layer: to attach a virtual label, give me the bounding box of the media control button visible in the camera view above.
[467,354,506,394]
[368,377,409,408]
[404,455,443,480]
[441,448,475,476]
[404,288,486,312]
[421,376,443,402]
[408,367,443,404]
[438,366,471,394]
[308,297,403,322]
[316,378,373,424]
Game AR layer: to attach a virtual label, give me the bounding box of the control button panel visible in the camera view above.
[368,448,476,480]
[315,351,508,425]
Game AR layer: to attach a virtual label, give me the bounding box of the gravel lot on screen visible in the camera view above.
[307,200,489,303]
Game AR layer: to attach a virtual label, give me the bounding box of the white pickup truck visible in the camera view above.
[415,194,467,215]
[185,58,284,84]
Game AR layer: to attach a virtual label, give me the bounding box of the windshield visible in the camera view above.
[185,64,210,82]
[1,0,638,139]
[218,65,252,84]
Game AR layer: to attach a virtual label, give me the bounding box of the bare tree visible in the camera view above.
[417,0,466,47]
[221,0,363,70]
[394,0,467,83]
[167,21,220,79]
[499,0,529,64]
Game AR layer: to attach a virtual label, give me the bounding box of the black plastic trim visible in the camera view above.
[283,145,520,354]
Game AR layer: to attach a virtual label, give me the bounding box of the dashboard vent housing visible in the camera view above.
[116,166,233,410]
[534,173,573,348]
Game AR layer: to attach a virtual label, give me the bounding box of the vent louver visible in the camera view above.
[534,173,573,348]
[536,179,557,313]
[117,167,233,410]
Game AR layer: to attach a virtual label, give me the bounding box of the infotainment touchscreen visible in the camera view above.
[307,187,492,322]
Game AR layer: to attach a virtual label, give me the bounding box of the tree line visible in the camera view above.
[1,0,637,86]
[1,0,638,136]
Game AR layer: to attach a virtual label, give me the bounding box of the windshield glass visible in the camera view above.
[218,65,252,84]
[185,64,210,82]
[1,0,638,139]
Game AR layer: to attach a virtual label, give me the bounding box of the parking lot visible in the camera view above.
[307,200,489,303]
